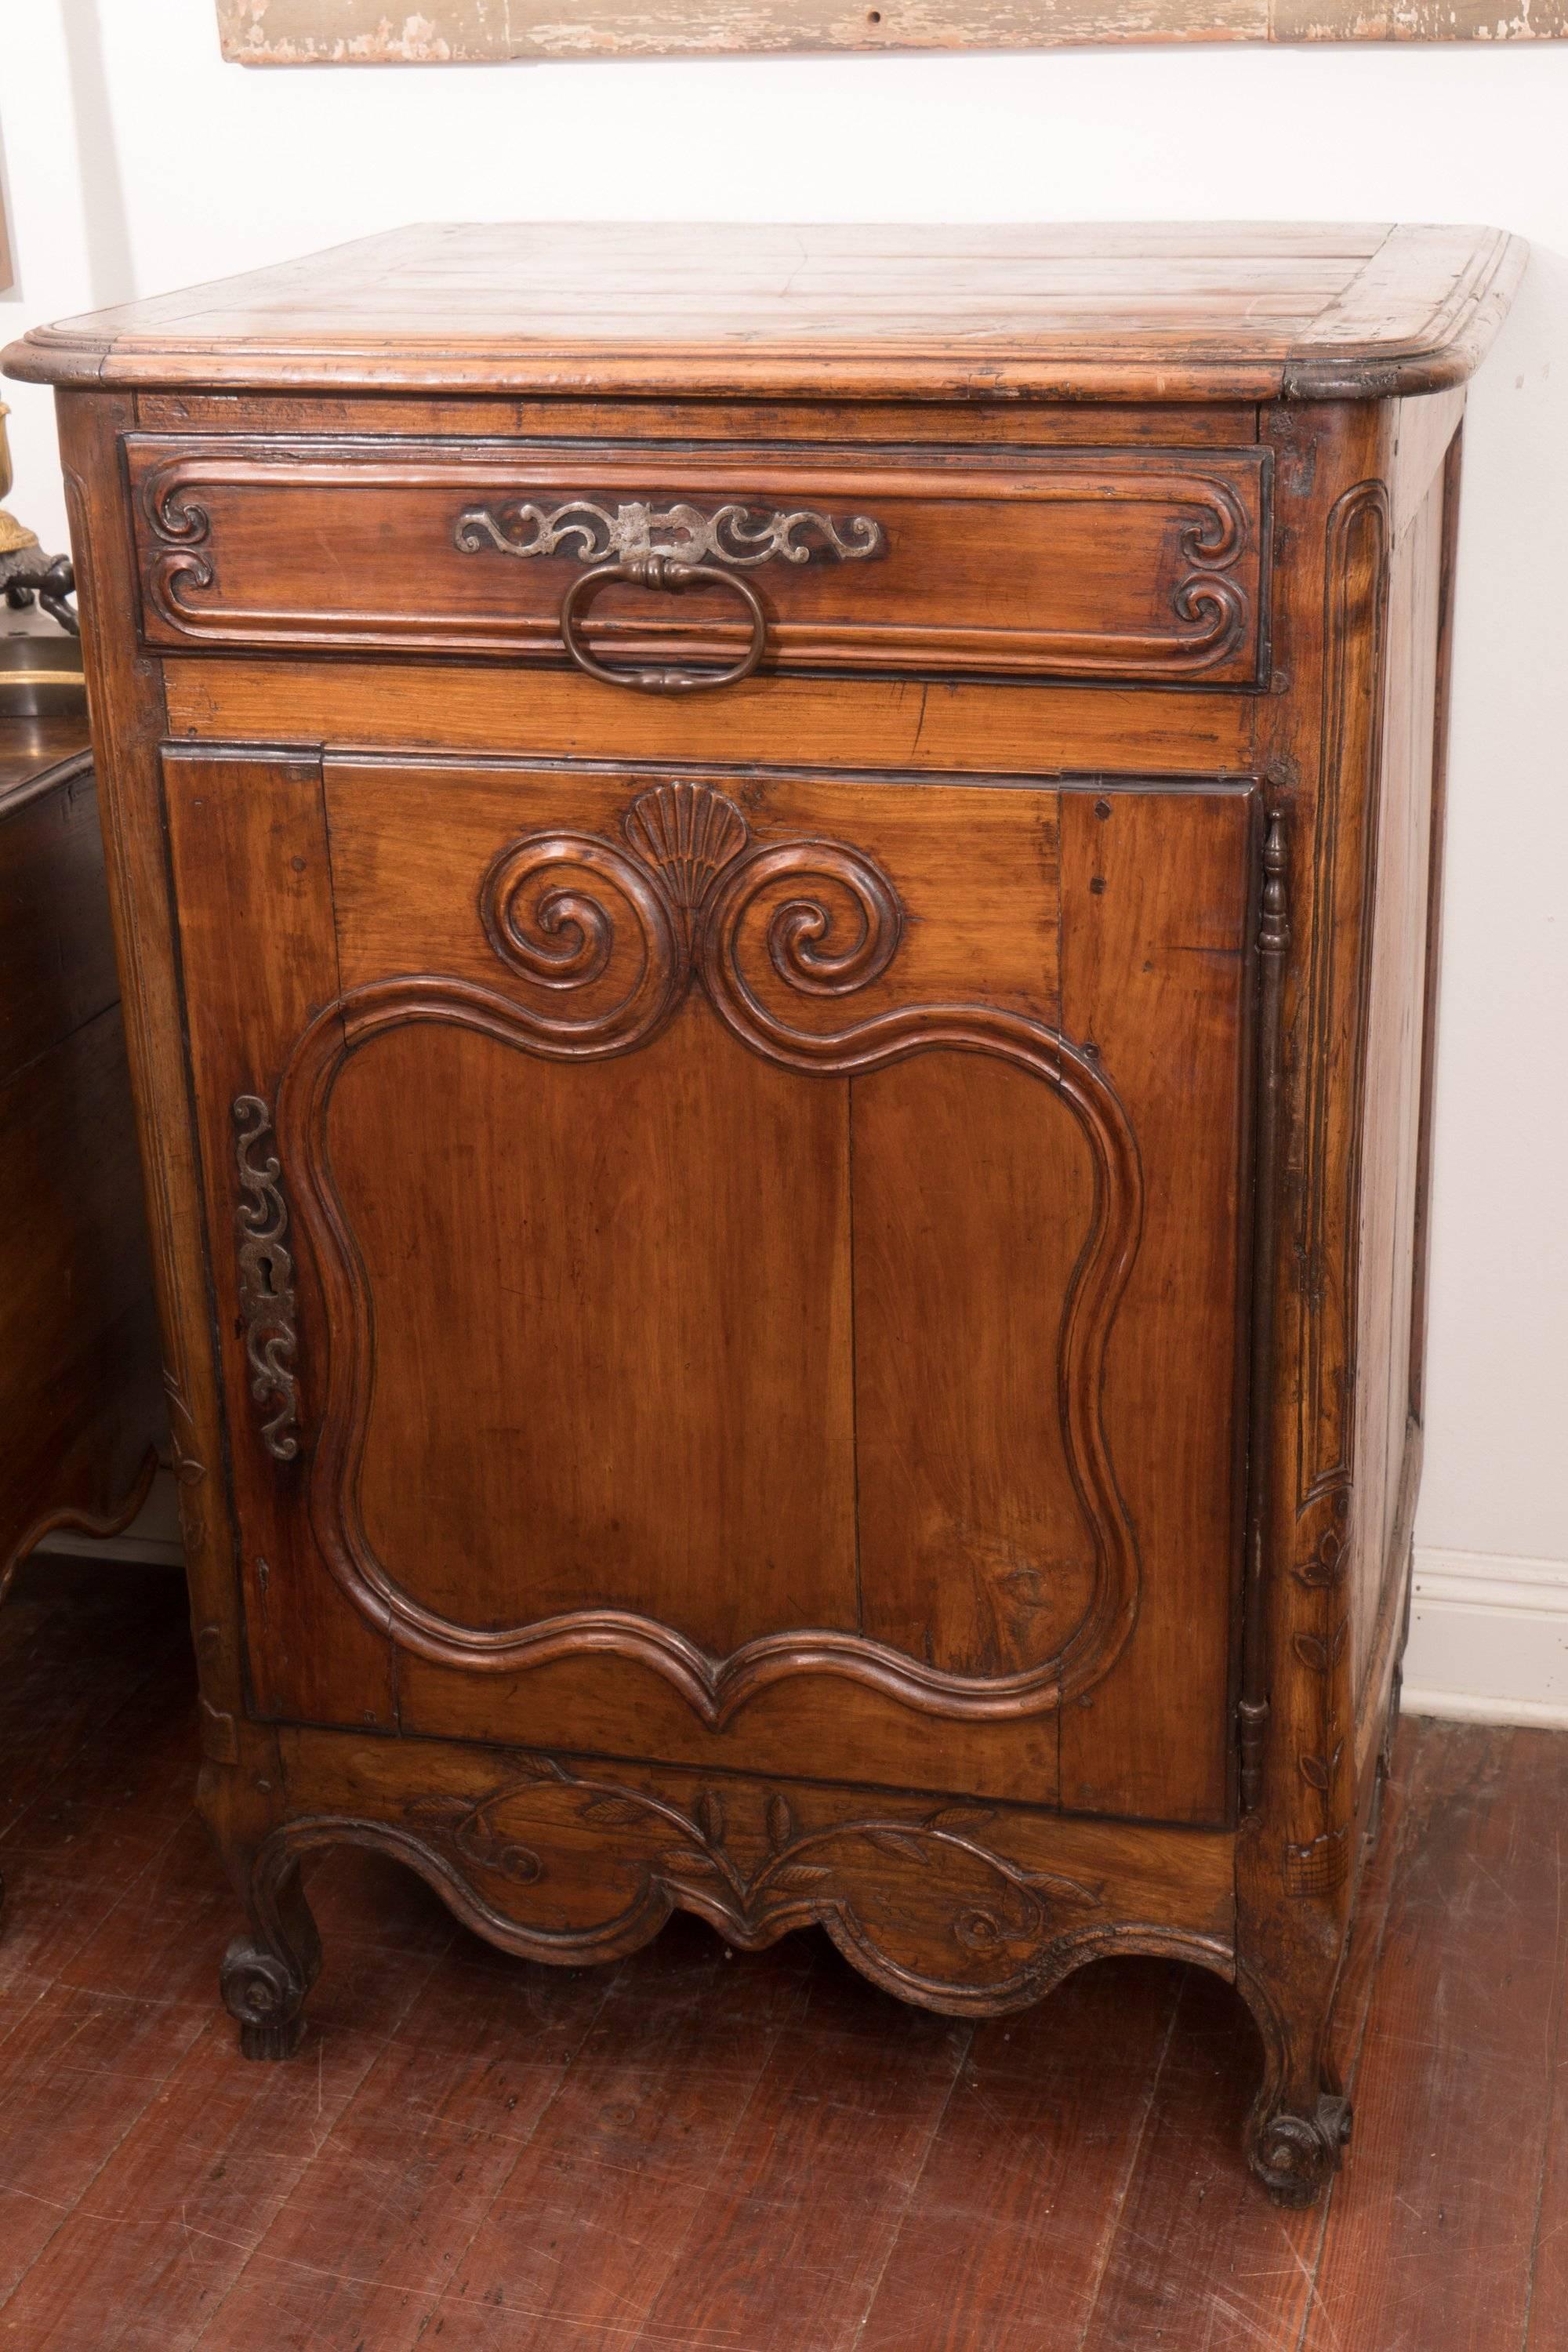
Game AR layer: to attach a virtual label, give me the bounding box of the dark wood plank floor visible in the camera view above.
[0,1559,1562,2351]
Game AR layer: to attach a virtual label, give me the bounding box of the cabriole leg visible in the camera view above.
[219,1842,321,2060]
[1238,1963,1352,2205]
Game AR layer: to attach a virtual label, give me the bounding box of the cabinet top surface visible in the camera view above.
[2,221,1524,405]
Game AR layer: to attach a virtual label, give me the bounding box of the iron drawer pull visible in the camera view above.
[559,557,767,694]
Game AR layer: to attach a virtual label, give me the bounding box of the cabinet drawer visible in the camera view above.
[128,436,1270,688]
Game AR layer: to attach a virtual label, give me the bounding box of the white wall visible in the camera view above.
[4,1,1564,1719]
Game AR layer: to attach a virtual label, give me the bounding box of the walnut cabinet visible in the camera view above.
[5,223,1523,2202]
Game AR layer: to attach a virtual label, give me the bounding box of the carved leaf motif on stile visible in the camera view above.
[1273,482,1391,1908]
[1298,482,1391,1519]
[452,497,887,570]
[1292,1620,1348,1674]
[1284,1483,1352,1898]
[405,1755,1106,1980]
[1291,1497,1350,1593]
[1296,1743,1343,1795]
[161,1367,205,1487]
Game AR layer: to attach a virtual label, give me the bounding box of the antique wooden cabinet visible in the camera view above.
[0,687,161,1606]
[5,223,1523,2202]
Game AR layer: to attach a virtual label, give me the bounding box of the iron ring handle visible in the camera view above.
[558,556,767,694]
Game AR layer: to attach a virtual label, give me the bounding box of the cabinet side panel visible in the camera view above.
[1058,783,1258,1828]
[1350,455,1448,1711]
[1239,401,1392,2056]
[1407,428,1465,1439]
[53,392,252,1755]
[162,745,395,1727]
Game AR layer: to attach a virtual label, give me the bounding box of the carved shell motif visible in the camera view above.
[622,781,749,912]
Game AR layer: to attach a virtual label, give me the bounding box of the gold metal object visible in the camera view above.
[0,633,85,715]
[0,404,41,560]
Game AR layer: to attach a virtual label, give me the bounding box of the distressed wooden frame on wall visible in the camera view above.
[214,0,1563,62]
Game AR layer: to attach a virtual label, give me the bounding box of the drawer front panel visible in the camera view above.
[129,437,1270,686]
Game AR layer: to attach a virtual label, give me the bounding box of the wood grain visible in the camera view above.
[162,654,1260,781]
[51,387,266,1871]
[133,388,1261,448]
[160,744,394,1731]
[853,1054,1096,1686]
[126,437,1271,686]
[1070,1729,1412,2350]
[339,1005,858,1655]
[269,1719,1233,2009]
[1057,782,1258,1828]
[1232,397,1396,2205]
[6,222,1526,403]
[1302,1725,1568,2351]
[1349,447,1446,1707]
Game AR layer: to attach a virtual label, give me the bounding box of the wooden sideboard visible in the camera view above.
[5,222,1523,2203]
[0,701,162,1598]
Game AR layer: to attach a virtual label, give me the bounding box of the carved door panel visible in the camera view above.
[170,750,1259,1826]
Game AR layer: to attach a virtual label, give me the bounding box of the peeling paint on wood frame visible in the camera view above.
[213,0,1568,61]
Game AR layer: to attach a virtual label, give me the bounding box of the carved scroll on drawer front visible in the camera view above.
[126,437,1271,686]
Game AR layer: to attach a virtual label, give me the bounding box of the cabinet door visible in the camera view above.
[167,750,1259,1825]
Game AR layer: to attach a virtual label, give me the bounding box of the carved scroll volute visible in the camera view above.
[478,825,686,1053]
[699,833,906,1041]
[140,463,214,613]
[233,1094,299,1462]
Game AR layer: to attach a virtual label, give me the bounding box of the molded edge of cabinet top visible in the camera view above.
[0,726,91,817]
[2,222,1526,405]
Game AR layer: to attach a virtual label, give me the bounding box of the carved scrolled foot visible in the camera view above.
[1247,2091,1352,2206]
[220,1934,310,2059]
[216,1838,321,2059]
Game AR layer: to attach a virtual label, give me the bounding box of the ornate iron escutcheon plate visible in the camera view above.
[454,500,887,691]
[452,497,887,570]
